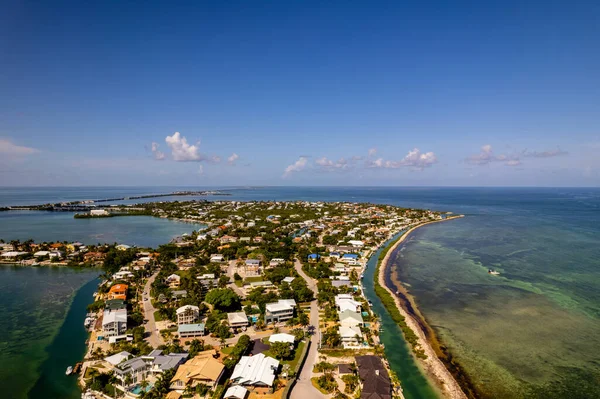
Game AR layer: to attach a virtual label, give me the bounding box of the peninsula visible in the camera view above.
[1,199,465,399]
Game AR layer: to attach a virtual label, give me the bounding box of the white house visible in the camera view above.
[227,312,249,329]
[166,274,181,288]
[339,326,363,346]
[339,310,363,328]
[104,351,132,366]
[348,240,364,248]
[90,209,109,216]
[103,308,127,337]
[265,299,296,324]
[224,385,248,399]
[230,353,279,387]
[176,305,200,325]
[268,333,295,345]
[210,254,225,263]
[178,323,205,338]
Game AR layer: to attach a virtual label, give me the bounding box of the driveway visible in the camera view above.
[291,259,325,399]
[143,271,164,347]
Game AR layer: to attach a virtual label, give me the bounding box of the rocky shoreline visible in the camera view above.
[377,218,469,399]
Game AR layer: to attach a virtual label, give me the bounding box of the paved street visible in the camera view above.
[142,271,164,347]
[291,259,325,399]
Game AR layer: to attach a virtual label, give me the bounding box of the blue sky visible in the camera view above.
[1,1,598,186]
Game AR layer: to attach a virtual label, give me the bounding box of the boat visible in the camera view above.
[360,274,364,279]
[488,269,500,275]
[66,366,73,375]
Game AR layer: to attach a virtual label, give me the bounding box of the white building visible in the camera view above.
[265,299,296,324]
[339,326,363,346]
[103,308,127,337]
[176,305,200,325]
[210,254,225,263]
[268,333,295,345]
[227,312,249,329]
[230,353,279,387]
[339,310,363,328]
[90,209,109,216]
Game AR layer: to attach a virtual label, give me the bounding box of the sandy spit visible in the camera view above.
[378,217,468,399]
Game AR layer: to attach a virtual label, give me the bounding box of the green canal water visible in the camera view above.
[363,232,439,399]
[0,266,99,399]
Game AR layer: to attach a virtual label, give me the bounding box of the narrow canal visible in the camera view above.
[28,276,100,399]
[363,232,439,399]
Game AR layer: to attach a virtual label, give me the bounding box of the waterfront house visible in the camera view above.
[169,350,225,392]
[0,251,28,260]
[265,299,296,324]
[102,308,127,337]
[176,305,200,325]
[339,310,364,328]
[104,351,132,366]
[339,326,363,346]
[114,357,147,388]
[90,209,109,216]
[230,353,279,387]
[355,355,391,399]
[107,284,128,300]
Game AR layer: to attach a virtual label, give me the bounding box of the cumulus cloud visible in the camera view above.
[151,142,165,160]
[165,132,203,161]
[283,156,308,177]
[0,138,39,155]
[466,145,567,167]
[366,148,437,170]
[368,148,377,157]
[524,149,568,158]
[315,156,351,171]
[227,153,239,165]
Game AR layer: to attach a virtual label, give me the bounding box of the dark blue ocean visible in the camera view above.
[1,186,599,398]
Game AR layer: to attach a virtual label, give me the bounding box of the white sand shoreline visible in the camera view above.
[378,217,468,399]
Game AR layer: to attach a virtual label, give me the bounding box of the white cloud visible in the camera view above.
[466,145,567,166]
[165,132,202,161]
[283,156,308,177]
[0,138,39,155]
[315,156,352,172]
[368,148,377,157]
[151,142,165,160]
[227,153,239,165]
[366,148,437,170]
[524,149,568,158]
[197,165,204,175]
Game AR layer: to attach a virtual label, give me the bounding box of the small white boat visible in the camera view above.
[488,269,500,276]
[66,366,73,375]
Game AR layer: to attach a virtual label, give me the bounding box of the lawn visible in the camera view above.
[310,377,335,394]
[153,310,164,321]
[263,340,306,371]
[244,276,264,283]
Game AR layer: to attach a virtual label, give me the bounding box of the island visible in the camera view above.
[1,200,465,399]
